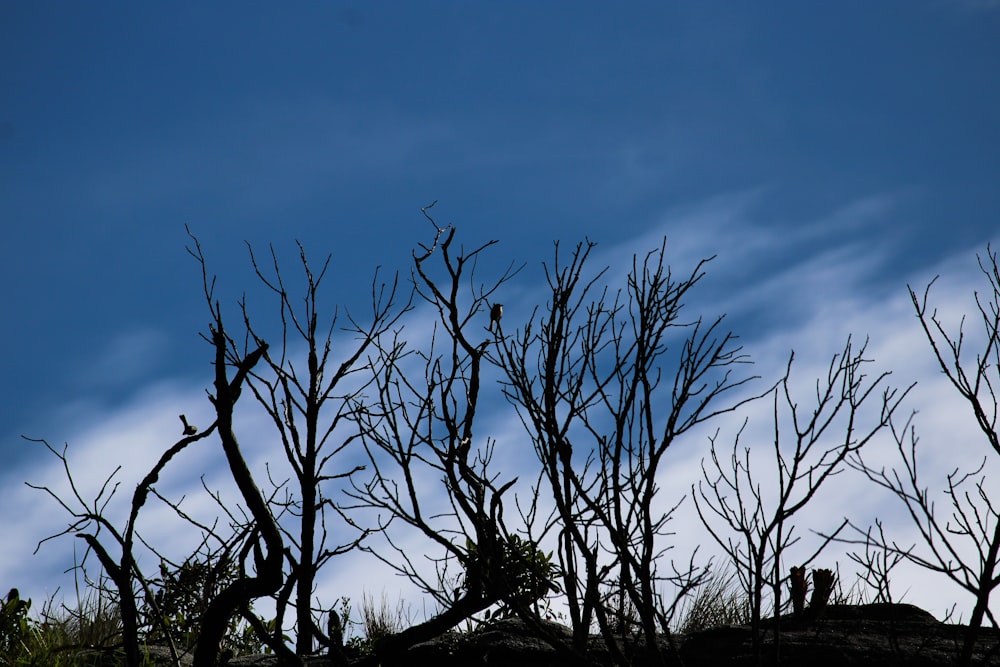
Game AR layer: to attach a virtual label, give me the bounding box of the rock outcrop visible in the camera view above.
[681,603,999,666]
[138,603,1000,667]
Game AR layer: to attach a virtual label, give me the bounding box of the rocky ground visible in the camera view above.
[135,603,998,666]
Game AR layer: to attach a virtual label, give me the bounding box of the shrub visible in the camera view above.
[141,556,263,655]
[1,589,33,663]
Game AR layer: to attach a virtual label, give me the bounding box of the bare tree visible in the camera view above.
[26,424,212,667]
[694,337,907,664]
[846,246,1000,667]
[25,292,278,667]
[27,234,294,667]
[230,239,405,654]
[498,238,756,665]
[347,213,553,661]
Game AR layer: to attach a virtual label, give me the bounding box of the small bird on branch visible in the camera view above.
[179,414,198,436]
[489,303,503,332]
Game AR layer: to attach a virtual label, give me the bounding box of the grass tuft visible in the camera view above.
[674,566,751,634]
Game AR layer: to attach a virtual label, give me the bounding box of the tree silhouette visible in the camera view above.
[846,246,1000,667]
[694,337,908,664]
[498,238,757,665]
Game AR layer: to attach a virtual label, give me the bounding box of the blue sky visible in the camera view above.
[2,2,999,629]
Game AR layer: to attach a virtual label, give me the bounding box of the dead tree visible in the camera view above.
[232,240,405,654]
[846,246,1000,667]
[693,337,907,664]
[26,423,213,667]
[347,213,541,662]
[499,238,756,665]
[25,290,279,667]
